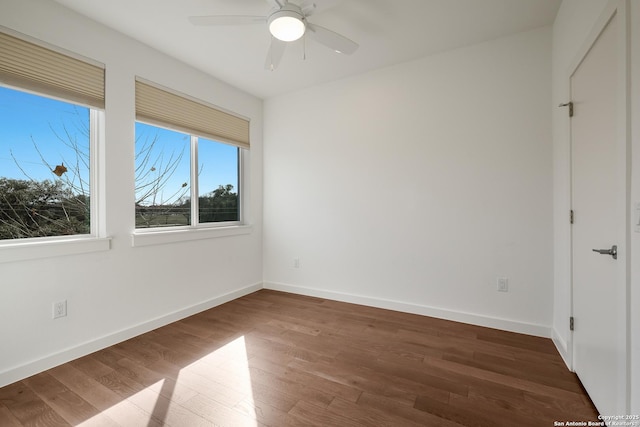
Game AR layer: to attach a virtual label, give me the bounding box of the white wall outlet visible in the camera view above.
[293,258,300,268]
[53,300,67,319]
[497,277,509,292]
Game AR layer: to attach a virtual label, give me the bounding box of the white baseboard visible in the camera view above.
[0,282,262,388]
[552,327,573,370]
[264,281,552,338]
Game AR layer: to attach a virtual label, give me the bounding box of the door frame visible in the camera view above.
[566,0,630,413]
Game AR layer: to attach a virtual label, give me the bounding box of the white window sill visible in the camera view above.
[131,224,252,247]
[0,236,112,263]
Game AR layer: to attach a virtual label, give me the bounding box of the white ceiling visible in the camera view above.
[53,0,561,99]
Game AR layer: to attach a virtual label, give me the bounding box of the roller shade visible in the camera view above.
[135,79,250,149]
[0,31,105,109]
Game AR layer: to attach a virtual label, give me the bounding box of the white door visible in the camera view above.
[570,11,627,415]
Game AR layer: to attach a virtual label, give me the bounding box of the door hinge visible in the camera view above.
[570,316,574,331]
[559,101,574,117]
[570,210,574,224]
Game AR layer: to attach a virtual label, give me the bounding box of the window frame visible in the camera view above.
[190,134,244,229]
[0,85,110,262]
[131,135,251,247]
[132,119,244,229]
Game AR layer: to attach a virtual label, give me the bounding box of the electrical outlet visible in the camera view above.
[497,277,509,292]
[53,300,67,319]
[293,258,300,268]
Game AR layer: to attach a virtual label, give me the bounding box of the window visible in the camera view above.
[0,86,93,239]
[134,79,248,231]
[134,123,240,228]
[0,31,104,242]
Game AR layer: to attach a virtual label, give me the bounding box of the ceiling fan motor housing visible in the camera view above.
[268,3,306,41]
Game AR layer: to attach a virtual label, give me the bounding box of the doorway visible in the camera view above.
[569,1,629,416]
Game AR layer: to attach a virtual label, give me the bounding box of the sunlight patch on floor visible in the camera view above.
[77,379,166,427]
[74,337,261,427]
[77,337,259,426]
[181,336,259,425]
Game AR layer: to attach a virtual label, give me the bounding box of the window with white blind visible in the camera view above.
[134,79,249,232]
[0,30,105,243]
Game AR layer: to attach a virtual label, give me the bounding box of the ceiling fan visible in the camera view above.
[188,0,359,70]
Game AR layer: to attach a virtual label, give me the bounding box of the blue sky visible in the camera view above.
[0,85,88,183]
[135,122,239,205]
[1,85,238,205]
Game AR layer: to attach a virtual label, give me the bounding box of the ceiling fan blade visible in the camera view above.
[264,0,285,8]
[306,23,358,54]
[301,0,343,17]
[265,37,287,71]
[301,0,317,16]
[188,15,265,26]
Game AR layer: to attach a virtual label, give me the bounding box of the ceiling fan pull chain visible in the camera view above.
[268,36,275,71]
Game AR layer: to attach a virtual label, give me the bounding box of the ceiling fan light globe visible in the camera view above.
[269,12,305,42]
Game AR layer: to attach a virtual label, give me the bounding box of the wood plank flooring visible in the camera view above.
[0,289,599,426]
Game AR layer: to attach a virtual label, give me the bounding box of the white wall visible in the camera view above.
[552,0,639,412]
[263,27,554,336]
[0,0,263,387]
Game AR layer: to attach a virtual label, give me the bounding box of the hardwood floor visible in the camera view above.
[0,290,598,426]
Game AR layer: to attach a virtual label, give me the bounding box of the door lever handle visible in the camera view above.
[592,245,617,260]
